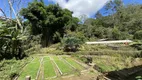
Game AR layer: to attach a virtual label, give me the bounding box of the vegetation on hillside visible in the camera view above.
[0,0,142,79]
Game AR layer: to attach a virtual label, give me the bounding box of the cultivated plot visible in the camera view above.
[18,56,87,79]
[43,57,56,78]
[64,57,85,71]
[18,58,40,80]
[52,56,74,75]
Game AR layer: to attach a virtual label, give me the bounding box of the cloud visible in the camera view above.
[50,0,110,18]
[0,11,3,16]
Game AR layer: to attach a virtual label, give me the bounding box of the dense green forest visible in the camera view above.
[1,0,142,59]
[0,0,142,80]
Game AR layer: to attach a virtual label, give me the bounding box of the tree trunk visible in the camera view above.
[0,8,6,17]
[41,28,52,47]
[8,0,23,32]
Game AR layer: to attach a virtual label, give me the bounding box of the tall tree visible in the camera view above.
[95,11,102,19]
[20,2,77,47]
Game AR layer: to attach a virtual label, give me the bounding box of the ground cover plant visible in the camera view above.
[0,58,31,80]
[92,55,142,73]
[63,57,85,71]
[16,56,87,79]
[18,58,40,80]
[43,57,56,78]
[52,56,74,75]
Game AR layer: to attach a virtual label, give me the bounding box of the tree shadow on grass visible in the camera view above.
[105,65,142,80]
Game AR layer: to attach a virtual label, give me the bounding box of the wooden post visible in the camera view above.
[25,76,31,80]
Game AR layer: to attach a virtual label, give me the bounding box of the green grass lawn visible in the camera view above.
[64,58,84,71]
[43,57,56,78]
[53,56,73,74]
[18,58,40,80]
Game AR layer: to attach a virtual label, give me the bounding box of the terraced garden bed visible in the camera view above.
[53,56,74,75]
[63,57,85,71]
[43,57,56,78]
[18,56,87,79]
[18,58,41,80]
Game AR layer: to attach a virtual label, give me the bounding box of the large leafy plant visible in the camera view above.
[0,21,27,60]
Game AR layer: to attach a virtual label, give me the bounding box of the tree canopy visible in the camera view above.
[20,1,79,47]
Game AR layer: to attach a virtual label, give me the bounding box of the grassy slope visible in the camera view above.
[92,55,140,72]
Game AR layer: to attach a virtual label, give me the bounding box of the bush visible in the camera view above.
[79,56,92,64]
[0,58,31,79]
[61,31,86,52]
[0,21,27,60]
[134,30,142,40]
[24,35,42,55]
[130,41,142,50]
[111,28,121,40]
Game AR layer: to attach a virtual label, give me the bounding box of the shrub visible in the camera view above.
[61,31,86,52]
[134,30,142,40]
[0,58,31,79]
[79,56,92,64]
[0,21,27,60]
[24,35,42,55]
[111,28,121,40]
[130,41,142,50]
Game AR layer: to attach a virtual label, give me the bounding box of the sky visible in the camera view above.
[0,11,2,16]
[50,0,109,17]
[0,0,142,18]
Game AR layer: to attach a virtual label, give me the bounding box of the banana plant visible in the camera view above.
[0,20,27,60]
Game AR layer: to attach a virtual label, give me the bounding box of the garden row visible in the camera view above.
[18,56,86,80]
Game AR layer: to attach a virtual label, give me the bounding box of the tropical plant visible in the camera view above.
[134,30,142,40]
[0,20,27,60]
[61,31,86,52]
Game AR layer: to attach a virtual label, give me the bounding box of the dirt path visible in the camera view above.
[37,62,44,80]
[37,57,44,80]
[50,57,61,77]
